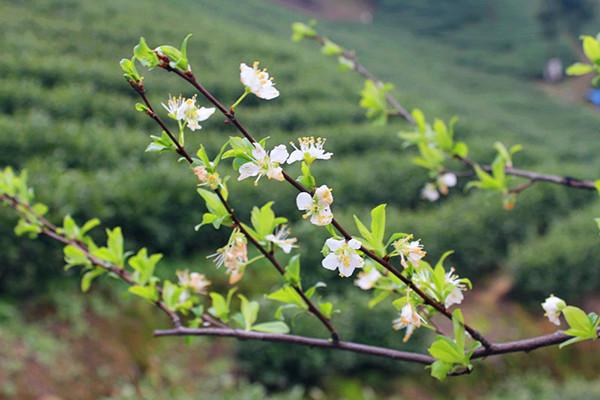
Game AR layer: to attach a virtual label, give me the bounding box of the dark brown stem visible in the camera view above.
[154,325,596,366]
[154,326,434,364]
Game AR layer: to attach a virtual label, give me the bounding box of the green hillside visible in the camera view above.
[1,0,600,397]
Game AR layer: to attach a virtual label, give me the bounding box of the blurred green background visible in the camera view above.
[1,0,600,398]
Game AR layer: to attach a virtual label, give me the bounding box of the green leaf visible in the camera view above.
[428,337,463,364]
[250,202,282,239]
[80,218,100,236]
[209,292,230,322]
[128,248,162,286]
[133,37,159,69]
[430,360,453,381]
[198,189,229,219]
[146,131,176,153]
[370,204,386,248]
[305,282,326,299]
[453,141,469,158]
[252,321,290,334]
[284,255,301,287]
[81,268,105,293]
[119,58,141,81]
[64,245,91,270]
[452,309,465,351]
[582,35,600,62]
[291,22,316,42]
[239,294,260,331]
[128,285,159,302]
[359,80,393,125]
[563,306,594,333]
[318,302,333,319]
[368,290,391,308]
[353,215,373,243]
[566,62,594,76]
[321,39,344,56]
[267,286,308,309]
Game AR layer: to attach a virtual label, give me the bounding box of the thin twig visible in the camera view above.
[1,193,183,328]
[154,326,434,364]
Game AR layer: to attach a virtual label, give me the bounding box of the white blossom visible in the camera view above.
[542,295,566,326]
[393,303,425,342]
[437,172,457,195]
[393,237,426,269]
[354,266,381,290]
[238,143,288,183]
[177,270,211,295]
[321,238,364,277]
[265,225,297,254]
[208,231,248,284]
[439,172,457,188]
[443,268,468,308]
[240,62,279,100]
[162,95,215,131]
[296,185,334,226]
[287,137,333,164]
[421,183,440,202]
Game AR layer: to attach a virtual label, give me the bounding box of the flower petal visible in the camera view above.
[238,162,260,181]
[339,263,356,277]
[296,192,313,211]
[196,107,216,121]
[348,238,362,250]
[321,254,339,271]
[258,85,280,100]
[325,238,345,251]
[269,145,289,164]
[286,149,304,165]
[251,143,267,160]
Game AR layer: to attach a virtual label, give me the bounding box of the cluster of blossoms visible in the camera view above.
[208,229,248,284]
[177,269,211,295]
[238,136,333,184]
[421,172,457,202]
[162,95,215,131]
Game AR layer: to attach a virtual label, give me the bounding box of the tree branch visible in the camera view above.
[0,193,183,328]
[153,326,435,364]
[129,80,339,341]
[163,67,491,349]
[306,34,597,192]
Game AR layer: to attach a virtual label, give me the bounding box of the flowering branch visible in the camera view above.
[128,79,340,341]
[155,57,492,349]
[298,26,598,195]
